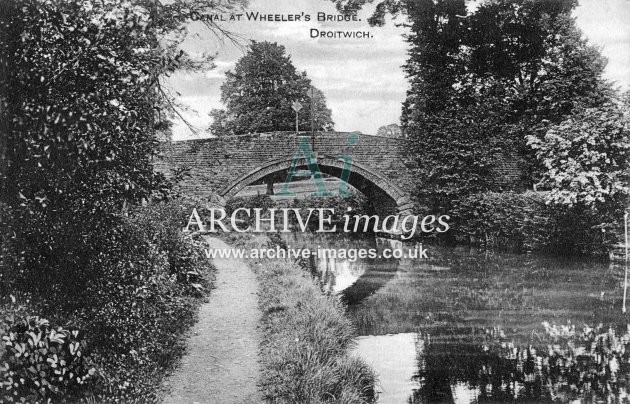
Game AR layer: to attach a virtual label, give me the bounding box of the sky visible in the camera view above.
[167,0,630,140]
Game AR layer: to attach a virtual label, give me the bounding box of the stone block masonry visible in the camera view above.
[155,131,525,215]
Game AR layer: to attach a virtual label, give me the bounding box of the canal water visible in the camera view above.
[283,233,630,403]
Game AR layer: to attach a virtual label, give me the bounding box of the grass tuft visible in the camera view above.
[242,236,378,404]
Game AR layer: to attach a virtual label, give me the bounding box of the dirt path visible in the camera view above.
[162,237,261,404]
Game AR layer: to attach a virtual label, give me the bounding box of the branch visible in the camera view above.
[157,79,201,137]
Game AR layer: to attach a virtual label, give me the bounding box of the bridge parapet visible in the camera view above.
[156,131,417,215]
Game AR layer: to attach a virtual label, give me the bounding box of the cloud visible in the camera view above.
[574,0,630,88]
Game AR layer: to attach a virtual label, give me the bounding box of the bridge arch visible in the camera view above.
[220,155,414,215]
[156,132,419,215]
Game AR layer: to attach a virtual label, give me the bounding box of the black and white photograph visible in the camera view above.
[1,0,630,402]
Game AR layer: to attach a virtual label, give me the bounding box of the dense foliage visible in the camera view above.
[1,200,212,403]
[327,0,612,199]
[0,0,237,401]
[77,200,210,402]
[0,0,247,293]
[1,0,164,305]
[528,103,630,210]
[451,191,615,255]
[210,41,334,136]
[326,0,626,254]
[1,313,95,402]
[525,102,630,253]
[402,0,612,210]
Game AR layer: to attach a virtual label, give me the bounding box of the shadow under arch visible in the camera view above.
[219,155,413,215]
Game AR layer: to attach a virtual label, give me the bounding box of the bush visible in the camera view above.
[0,308,95,403]
[527,104,630,209]
[522,103,630,256]
[72,200,211,402]
[451,191,617,256]
[0,199,213,402]
[0,203,18,299]
[451,192,548,251]
[128,200,208,294]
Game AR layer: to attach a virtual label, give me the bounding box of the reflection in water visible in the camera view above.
[283,233,403,297]
[286,233,630,403]
[412,323,630,403]
[316,255,365,293]
[354,334,420,403]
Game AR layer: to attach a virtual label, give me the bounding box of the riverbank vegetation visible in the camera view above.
[401,1,629,257]
[0,0,239,401]
[326,0,630,257]
[225,233,377,403]
[0,200,213,403]
[448,102,630,256]
[450,191,619,256]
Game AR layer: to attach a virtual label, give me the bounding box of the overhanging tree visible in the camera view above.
[0,0,246,302]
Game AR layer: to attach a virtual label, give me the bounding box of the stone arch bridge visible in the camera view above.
[156,131,417,215]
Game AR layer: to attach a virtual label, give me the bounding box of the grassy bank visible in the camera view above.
[227,233,377,404]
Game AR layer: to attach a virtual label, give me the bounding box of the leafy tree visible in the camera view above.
[309,86,335,132]
[1,1,157,297]
[376,123,402,137]
[327,0,613,212]
[210,41,334,136]
[0,0,245,301]
[0,0,253,400]
[526,102,630,251]
[528,103,630,209]
[406,86,522,213]
[400,0,467,125]
[467,1,612,124]
[325,0,625,255]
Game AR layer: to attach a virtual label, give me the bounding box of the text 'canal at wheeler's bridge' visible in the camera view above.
[156,131,418,215]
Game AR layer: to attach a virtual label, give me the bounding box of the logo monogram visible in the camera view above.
[276,133,359,197]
